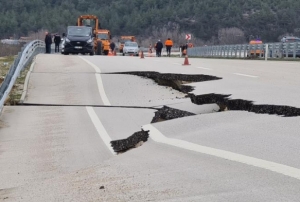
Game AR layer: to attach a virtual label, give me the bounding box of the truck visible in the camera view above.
[77,15,112,55]
[118,36,136,53]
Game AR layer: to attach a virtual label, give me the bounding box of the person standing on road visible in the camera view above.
[149,44,153,54]
[156,40,163,57]
[45,32,52,54]
[110,41,116,52]
[54,33,61,53]
[165,38,173,57]
[154,42,158,57]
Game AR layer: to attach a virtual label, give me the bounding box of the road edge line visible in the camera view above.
[233,73,258,78]
[142,124,300,180]
[20,59,36,103]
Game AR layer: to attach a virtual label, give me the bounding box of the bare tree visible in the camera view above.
[26,29,48,40]
[218,27,246,45]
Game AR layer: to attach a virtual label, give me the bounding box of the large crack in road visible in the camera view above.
[189,93,300,117]
[151,106,195,123]
[109,72,300,154]
[106,72,220,153]
[19,71,300,155]
[110,106,196,154]
[107,71,222,93]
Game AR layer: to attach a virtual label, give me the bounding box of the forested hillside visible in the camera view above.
[1,0,300,43]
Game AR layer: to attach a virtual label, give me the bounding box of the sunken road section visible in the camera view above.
[189,93,300,117]
[111,106,196,153]
[107,71,222,93]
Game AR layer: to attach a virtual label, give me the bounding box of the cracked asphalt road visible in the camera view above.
[1,54,300,201]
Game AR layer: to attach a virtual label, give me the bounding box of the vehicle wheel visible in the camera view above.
[64,52,69,55]
[90,51,94,56]
[122,53,125,56]
[96,41,102,55]
[104,50,108,55]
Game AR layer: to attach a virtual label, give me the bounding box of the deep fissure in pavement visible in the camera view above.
[108,71,222,93]
[17,103,159,110]
[107,72,223,153]
[189,93,300,117]
[110,106,197,153]
[111,130,149,153]
[151,106,195,123]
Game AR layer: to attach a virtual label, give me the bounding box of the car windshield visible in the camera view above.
[68,27,91,37]
[120,39,131,44]
[98,33,109,40]
[125,42,138,47]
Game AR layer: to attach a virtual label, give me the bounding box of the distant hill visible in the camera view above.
[0,0,300,44]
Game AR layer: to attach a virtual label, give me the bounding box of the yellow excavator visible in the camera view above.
[77,15,111,55]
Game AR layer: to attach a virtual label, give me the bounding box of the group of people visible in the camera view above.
[45,33,190,56]
[44,32,65,54]
[152,38,174,57]
[152,38,190,57]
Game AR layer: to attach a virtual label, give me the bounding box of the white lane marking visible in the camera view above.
[79,56,111,105]
[79,56,101,73]
[86,107,115,155]
[94,74,111,105]
[233,73,258,78]
[197,67,212,70]
[143,124,300,180]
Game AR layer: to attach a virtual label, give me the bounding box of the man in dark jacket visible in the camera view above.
[45,32,52,54]
[54,34,61,53]
[110,41,116,52]
[156,40,163,57]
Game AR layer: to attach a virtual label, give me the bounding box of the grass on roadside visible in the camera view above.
[0,56,31,105]
[0,56,14,83]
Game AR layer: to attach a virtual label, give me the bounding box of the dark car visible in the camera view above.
[61,26,94,55]
[280,36,300,57]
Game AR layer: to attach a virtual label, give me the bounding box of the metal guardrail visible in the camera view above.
[0,40,45,113]
[187,42,300,59]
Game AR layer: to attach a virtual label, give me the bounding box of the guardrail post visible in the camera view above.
[285,43,288,58]
[180,48,182,57]
[293,43,296,59]
[265,44,269,61]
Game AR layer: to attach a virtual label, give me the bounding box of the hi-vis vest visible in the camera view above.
[165,40,173,46]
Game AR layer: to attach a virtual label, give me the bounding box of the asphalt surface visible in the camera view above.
[1,54,300,201]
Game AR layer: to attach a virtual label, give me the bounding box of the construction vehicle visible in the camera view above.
[77,15,111,55]
[118,36,136,53]
[247,39,264,58]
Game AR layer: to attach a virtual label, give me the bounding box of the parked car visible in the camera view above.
[61,26,94,55]
[280,36,300,57]
[122,41,139,56]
